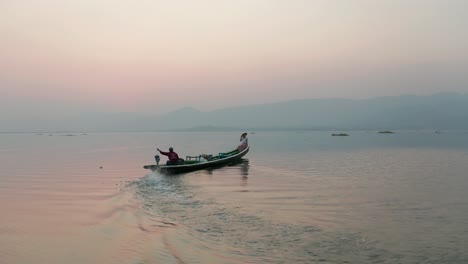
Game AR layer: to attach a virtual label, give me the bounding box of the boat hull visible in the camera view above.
[144,145,249,174]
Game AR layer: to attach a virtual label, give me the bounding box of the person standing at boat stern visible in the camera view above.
[238,133,248,152]
[157,147,179,165]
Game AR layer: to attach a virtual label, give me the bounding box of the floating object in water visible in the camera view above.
[331,133,349,136]
[378,131,394,134]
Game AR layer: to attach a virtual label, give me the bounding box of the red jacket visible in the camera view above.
[159,150,179,162]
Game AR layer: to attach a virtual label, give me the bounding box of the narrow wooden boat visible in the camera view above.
[143,145,249,174]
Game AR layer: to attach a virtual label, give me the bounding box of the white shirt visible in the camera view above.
[241,136,248,145]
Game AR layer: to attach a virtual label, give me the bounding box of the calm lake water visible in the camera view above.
[1,131,468,263]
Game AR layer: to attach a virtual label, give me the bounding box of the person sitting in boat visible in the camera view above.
[237,133,248,152]
[157,147,180,165]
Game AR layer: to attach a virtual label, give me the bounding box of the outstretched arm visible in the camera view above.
[157,149,169,156]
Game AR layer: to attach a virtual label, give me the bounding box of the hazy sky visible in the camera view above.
[1,0,467,119]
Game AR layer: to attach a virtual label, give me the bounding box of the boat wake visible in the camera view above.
[123,172,400,263]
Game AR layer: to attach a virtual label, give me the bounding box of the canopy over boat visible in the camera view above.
[144,135,250,174]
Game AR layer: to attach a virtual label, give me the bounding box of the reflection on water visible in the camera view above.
[240,159,249,177]
[239,159,249,187]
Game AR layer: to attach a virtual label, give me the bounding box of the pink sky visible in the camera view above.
[1,0,467,118]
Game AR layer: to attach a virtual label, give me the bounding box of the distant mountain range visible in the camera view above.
[3,92,468,132]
